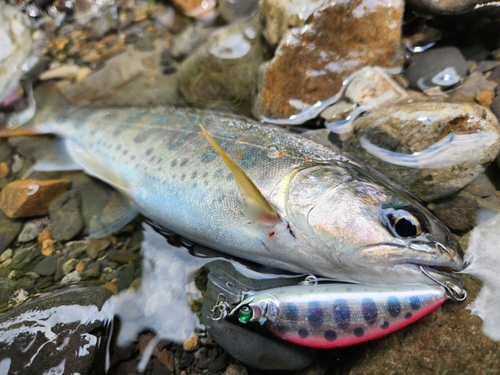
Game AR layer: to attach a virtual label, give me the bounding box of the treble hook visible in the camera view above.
[210,293,231,321]
[419,266,467,302]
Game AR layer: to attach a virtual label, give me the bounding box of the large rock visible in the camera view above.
[0,287,113,374]
[177,16,265,116]
[342,102,500,201]
[48,190,85,241]
[253,0,404,120]
[0,179,72,218]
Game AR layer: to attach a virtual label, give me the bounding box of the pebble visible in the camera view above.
[75,66,92,82]
[41,239,55,256]
[169,25,213,60]
[61,270,82,285]
[85,237,111,259]
[37,228,53,243]
[476,91,495,107]
[18,217,49,243]
[0,178,72,218]
[33,256,57,276]
[451,71,497,101]
[0,278,16,305]
[39,64,80,81]
[172,0,216,18]
[62,258,78,275]
[219,0,258,22]
[116,264,135,291]
[429,193,479,232]
[404,47,467,91]
[342,101,500,200]
[159,349,175,372]
[0,249,12,263]
[0,162,9,178]
[321,101,356,122]
[253,0,404,120]
[344,66,409,111]
[183,335,200,352]
[48,190,84,241]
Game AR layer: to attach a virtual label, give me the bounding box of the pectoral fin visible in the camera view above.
[199,125,279,223]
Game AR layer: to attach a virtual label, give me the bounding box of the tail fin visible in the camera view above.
[1,82,70,136]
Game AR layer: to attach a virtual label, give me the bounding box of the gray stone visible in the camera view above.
[0,277,16,305]
[0,287,112,374]
[116,264,135,291]
[219,0,258,22]
[342,101,500,201]
[177,16,265,116]
[407,0,497,14]
[453,71,497,100]
[33,255,57,276]
[404,47,467,91]
[18,217,49,243]
[48,190,84,241]
[0,210,22,254]
[170,25,213,60]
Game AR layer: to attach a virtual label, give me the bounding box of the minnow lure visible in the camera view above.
[218,283,447,348]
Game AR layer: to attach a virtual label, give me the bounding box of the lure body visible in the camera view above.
[234,283,447,348]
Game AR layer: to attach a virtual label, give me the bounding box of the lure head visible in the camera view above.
[233,294,279,325]
[285,164,465,285]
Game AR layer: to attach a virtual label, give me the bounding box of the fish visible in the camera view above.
[17,83,465,287]
[226,282,447,348]
[0,3,32,105]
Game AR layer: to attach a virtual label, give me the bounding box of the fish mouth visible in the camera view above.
[355,241,466,272]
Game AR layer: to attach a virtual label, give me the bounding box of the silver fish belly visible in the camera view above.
[27,88,464,286]
[229,283,447,348]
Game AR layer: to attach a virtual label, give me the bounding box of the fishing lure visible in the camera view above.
[214,282,449,348]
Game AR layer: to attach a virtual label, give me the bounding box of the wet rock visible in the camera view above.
[462,173,496,198]
[10,245,39,271]
[33,255,57,276]
[253,0,404,120]
[0,287,113,374]
[347,276,498,375]
[452,71,497,101]
[116,264,135,291]
[404,47,467,92]
[177,16,265,116]
[61,270,82,285]
[219,0,258,22]
[345,66,409,111]
[223,363,248,375]
[0,211,22,254]
[259,0,325,47]
[321,101,357,122]
[342,102,500,201]
[18,217,49,243]
[407,0,495,14]
[0,178,72,218]
[428,193,479,232]
[183,334,200,352]
[0,3,32,104]
[0,278,16,305]
[48,190,85,241]
[170,25,214,60]
[172,0,216,18]
[491,95,500,120]
[62,42,179,106]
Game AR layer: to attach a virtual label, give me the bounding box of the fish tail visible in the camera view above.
[1,82,69,137]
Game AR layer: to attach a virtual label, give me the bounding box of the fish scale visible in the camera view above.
[233,283,447,348]
[23,84,465,286]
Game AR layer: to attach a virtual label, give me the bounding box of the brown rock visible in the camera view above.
[37,228,53,243]
[0,179,72,218]
[41,239,55,256]
[476,91,495,108]
[0,162,9,178]
[183,335,200,352]
[253,0,404,120]
[159,349,175,372]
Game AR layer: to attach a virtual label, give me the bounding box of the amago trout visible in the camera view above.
[20,85,465,287]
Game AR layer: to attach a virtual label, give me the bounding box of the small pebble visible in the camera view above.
[10,289,28,304]
[62,258,78,275]
[75,66,92,82]
[61,270,82,285]
[0,249,13,263]
[37,228,53,243]
[183,335,200,352]
[0,162,9,178]
[476,91,495,107]
[41,239,55,256]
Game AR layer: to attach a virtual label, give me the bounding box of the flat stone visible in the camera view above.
[48,190,84,241]
[0,277,16,305]
[0,210,22,253]
[0,178,71,218]
[404,47,467,91]
[253,0,404,120]
[116,264,135,291]
[0,287,112,374]
[342,102,500,201]
[18,217,49,243]
[177,15,264,116]
[345,66,409,111]
[33,255,57,276]
[61,270,82,285]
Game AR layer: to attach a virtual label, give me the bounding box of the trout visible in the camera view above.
[20,85,464,286]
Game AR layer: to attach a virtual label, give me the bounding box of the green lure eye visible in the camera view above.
[238,305,253,323]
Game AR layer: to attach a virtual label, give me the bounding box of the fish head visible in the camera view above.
[286,164,465,284]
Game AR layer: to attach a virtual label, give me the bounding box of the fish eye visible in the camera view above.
[384,208,422,239]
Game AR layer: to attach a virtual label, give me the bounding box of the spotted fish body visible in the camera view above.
[234,283,447,348]
[25,85,464,286]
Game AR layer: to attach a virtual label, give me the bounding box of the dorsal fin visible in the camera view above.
[199,124,280,224]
